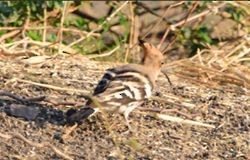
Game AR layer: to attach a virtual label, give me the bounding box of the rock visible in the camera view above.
[211,19,239,40]
[5,104,40,121]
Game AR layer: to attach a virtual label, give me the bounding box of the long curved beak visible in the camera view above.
[138,39,146,47]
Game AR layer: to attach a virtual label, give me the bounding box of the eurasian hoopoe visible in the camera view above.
[66,40,164,128]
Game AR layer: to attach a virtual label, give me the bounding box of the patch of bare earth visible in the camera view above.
[0,51,249,159]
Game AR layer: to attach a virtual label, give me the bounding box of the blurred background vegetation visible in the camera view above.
[0,1,249,63]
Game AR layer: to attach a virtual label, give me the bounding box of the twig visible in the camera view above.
[58,1,68,54]
[72,9,99,22]
[0,30,21,43]
[151,96,196,109]
[142,1,185,40]
[0,89,85,106]
[87,45,120,59]
[174,59,250,88]
[3,39,76,55]
[22,5,31,39]
[162,71,173,86]
[136,1,169,20]
[137,107,194,119]
[0,26,100,37]
[62,123,78,140]
[136,110,215,129]
[159,1,199,52]
[155,113,215,128]
[171,2,226,30]
[0,132,73,160]
[43,2,47,44]
[137,1,187,17]
[66,1,129,49]
[231,67,250,85]
[125,1,135,63]
[163,3,227,54]
[13,78,90,95]
[0,90,45,103]
[0,45,40,57]
[158,2,226,52]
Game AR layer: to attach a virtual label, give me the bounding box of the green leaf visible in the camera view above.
[27,31,41,41]
[232,12,240,21]
[0,31,5,36]
[74,18,87,29]
[103,22,109,32]
[30,1,37,12]
[48,33,57,42]
[118,12,128,26]
[47,1,53,8]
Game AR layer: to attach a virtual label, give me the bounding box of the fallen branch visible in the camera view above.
[135,111,215,128]
[0,132,73,160]
[124,1,136,63]
[0,45,40,57]
[58,1,69,55]
[151,96,196,109]
[0,30,21,42]
[0,90,45,103]
[137,107,195,119]
[87,45,120,59]
[0,26,100,37]
[0,90,84,107]
[13,78,89,95]
[156,113,215,128]
[162,71,173,86]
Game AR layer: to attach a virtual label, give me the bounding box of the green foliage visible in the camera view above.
[26,30,42,41]
[0,30,5,36]
[118,12,129,43]
[225,4,246,22]
[74,18,88,30]
[0,1,248,60]
[0,1,63,26]
[118,12,128,26]
[46,1,63,9]
[178,26,216,57]
[47,33,57,43]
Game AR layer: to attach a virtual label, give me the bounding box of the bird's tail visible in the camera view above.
[66,107,98,125]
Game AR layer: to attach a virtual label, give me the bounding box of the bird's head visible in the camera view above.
[139,39,165,69]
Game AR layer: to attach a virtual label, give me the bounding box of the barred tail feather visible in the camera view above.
[66,107,99,125]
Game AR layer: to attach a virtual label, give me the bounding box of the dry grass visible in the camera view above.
[0,37,249,158]
[0,1,249,159]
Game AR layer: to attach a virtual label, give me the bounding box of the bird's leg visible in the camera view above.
[123,105,138,133]
[124,111,132,131]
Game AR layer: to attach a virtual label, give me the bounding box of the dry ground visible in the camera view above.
[0,55,249,160]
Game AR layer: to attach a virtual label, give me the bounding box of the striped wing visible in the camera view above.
[93,69,116,95]
[91,66,153,110]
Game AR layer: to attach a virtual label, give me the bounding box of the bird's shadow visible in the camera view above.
[0,98,67,127]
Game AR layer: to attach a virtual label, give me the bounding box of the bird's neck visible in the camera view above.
[144,66,161,87]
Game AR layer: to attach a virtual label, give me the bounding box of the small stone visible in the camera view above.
[5,104,40,121]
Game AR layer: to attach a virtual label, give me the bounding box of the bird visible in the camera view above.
[66,40,165,129]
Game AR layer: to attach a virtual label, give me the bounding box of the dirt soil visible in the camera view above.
[0,55,249,160]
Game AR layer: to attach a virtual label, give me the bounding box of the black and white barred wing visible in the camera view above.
[93,69,116,95]
[67,66,154,124]
[93,68,153,110]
